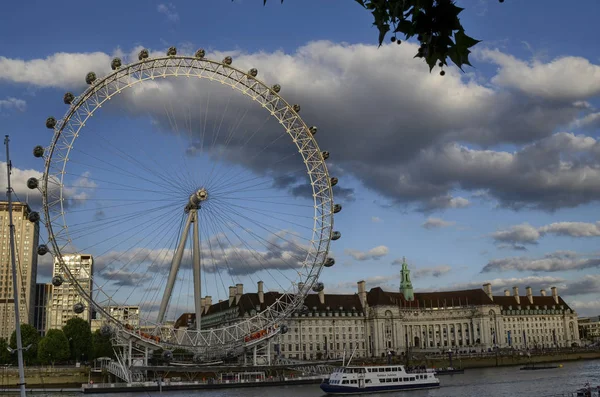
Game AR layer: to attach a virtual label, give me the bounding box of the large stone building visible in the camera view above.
[174,260,580,359]
[578,316,600,344]
[47,254,94,329]
[0,202,39,339]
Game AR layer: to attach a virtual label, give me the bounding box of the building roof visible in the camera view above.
[490,295,573,311]
[366,287,494,308]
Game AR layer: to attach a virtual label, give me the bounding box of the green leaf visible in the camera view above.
[378,23,391,46]
[455,29,480,50]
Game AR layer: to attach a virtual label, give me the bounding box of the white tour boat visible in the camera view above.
[320,364,440,394]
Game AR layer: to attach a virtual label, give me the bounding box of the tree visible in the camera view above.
[62,318,93,362]
[0,338,11,365]
[92,330,115,360]
[38,329,70,366]
[10,324,41,365]
[262,0,501,74]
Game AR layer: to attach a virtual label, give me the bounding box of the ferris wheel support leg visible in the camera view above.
[192,209,202,332]
[157,211,194,324]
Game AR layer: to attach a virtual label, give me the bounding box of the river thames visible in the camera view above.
[37,359,597,397]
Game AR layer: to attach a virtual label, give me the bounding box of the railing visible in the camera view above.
[106,360,131,383]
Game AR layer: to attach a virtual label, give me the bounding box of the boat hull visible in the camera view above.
[320,381,440,395]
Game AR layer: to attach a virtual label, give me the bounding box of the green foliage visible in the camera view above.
[10,324,41,365]
[92,330,115,360]
[261,0,496,74]
[38,329,70,365]
[62,318,93,361]
[0,338,11,364]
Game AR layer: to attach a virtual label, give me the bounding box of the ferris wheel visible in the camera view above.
[27,47,342,356]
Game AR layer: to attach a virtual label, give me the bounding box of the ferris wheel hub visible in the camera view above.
[186,188,208,212]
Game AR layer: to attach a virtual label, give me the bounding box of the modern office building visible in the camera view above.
[34,283,52,336]
[91,305,140,332]
[0,201,39,339]
[47,254,93,329]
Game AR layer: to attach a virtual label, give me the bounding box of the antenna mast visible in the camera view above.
[4,135,27,397]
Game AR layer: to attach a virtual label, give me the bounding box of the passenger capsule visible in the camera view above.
[272,84,281,93]
[193,354,203,363]
[138,49,149,60]
[63,92,75,105]
[324,257,335,267]
[167,46,177,56]
[85,72,97,85]
[100,324,113,337]
[223,56,232,65]
[293,104,301,113]
[248,68,258,77]
[322,151,330,160]
[28,211,40,223]
[37,244,49,255]
[51,275,64,287]
[33,146,44,158]
[162,350,173,361]
[27,178,39,190]
[309,126,317,135]
[73,302,86,314]
[195,49,206,58]
[333,204,342,213]
[301,305,309,313]
[330,177,338,187]
[45,117,56,129]
[331,231,341,240]
[281,325,289,334]
[312,282,324,292]
[111,57,122,70]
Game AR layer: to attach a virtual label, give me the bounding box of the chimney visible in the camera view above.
[526,286,533,304]
[235,283,243,305]
[229,286,236,306]
[513,286,520,305]
[257,281,264,304]
[204,296,212,314]
[540,289,547,296]
[483,283,493,301]
[357,280,367,311]
[551,286,558,304]
[504,289,510,296]
[318,288,325,305]
[200,297,206,312]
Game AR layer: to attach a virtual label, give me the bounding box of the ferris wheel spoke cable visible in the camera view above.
[161,103,200,191]
[69,148,185,194]
[210,167,307,198]
[207,200,307,275]
[98,209,183,292]
[73,204,182,253]
[65,201,180,239]
[61,171,188,197]
[198,211,228,303]
[200,203,261,289]
[211,197,313,245]
[201,205,290,292]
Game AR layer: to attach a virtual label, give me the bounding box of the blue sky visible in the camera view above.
[1,0,600,319]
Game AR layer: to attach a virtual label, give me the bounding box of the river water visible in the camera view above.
[7,360,600,397]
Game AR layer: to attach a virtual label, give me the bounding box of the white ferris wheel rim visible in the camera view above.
[39,51,336,352]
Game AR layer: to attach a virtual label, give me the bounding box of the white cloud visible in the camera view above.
[570,300,600,316]
[492,221,600,247]
[482,251,600,273]
[345,245,389,261]
[0,97,26,112]
[1,43,600,211]
[422,217,455,229]
[371,216,382,223]
[157,3,179,22]
[412,265,452,278]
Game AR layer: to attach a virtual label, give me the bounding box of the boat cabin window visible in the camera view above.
[410,377,415,381]
[342,380,349,384]
[365,379,372,383]
[393,378,399,382]
[403,377,409,381]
